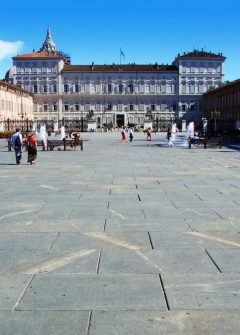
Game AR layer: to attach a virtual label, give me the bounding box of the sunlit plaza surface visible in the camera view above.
[0,131,240,334]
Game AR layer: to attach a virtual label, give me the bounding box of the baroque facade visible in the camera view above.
[7,28,225,129]
[0,80,33,131]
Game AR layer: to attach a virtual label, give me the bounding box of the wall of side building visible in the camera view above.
[0,81,34,130]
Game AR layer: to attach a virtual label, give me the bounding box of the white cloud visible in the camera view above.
[0,40,23,60]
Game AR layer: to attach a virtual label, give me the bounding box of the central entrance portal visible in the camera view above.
[116,114,125,127]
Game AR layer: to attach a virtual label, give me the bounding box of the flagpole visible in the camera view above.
[120,48,121,66]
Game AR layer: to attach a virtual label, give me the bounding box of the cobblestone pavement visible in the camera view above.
[0,132,240,334]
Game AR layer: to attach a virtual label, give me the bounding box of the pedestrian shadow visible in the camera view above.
[0,163,29,166]
[0,163,18,165]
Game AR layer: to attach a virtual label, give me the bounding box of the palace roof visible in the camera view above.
[173,50,226,63]
[12,51,64,60]
[0,80,33,96]
[62,64,179,73]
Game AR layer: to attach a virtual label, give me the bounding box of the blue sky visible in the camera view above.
[0,0,239,81]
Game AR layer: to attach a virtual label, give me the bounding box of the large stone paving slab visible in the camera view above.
[0,275,32,310]
[207,249,240,273]
[99,249,218,274]
[52,232,151,250]
[0,249,99,275]
[186,218,240,231]
[89,310,240,335]
[104,218,190,232]
[0,233,57,250]
[0,311,89,335]
[162,273,240,309]
[150,231,240,249]
[16,273,166,310]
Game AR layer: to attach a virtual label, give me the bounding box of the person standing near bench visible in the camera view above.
[11,128,23,165]
[27,132,37,165]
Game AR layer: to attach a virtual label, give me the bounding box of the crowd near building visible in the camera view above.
[3,27,227,131]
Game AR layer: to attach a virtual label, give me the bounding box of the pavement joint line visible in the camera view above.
[195,193,203,201]
[86,310,92,335]
[159,274,170,311]
[148,232,154,250]
[12,274,35,311]
[65,208,74,222]
[212,209,224,219]
[103,219,107,232]
[142,209,146,218]
[96,250,102,274]
[48,232,60,251]
[205,249,222,273]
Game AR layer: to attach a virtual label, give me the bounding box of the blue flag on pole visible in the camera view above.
[120,48,125,58]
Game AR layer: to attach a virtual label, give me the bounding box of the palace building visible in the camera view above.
[6,27,226,129]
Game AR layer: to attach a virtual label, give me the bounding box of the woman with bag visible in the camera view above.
[27,132,37,165]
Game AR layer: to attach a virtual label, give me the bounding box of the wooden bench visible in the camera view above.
[188,137,222,149]
[47,138,83,151]
[188,137,207,149]
[206,137,222,149]
[8,139,46,151]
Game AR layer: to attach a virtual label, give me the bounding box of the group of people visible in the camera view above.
[121,127,134,142]
[11,128,37,165]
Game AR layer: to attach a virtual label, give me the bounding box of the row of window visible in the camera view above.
[181,83,219,94]
[0,98,32,113]
[181,62,221,74]
[40,102,180,112]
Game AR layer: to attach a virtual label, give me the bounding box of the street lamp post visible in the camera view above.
[211,110,220,135]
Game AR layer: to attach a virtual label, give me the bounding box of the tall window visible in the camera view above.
[33,85,38,93]
[43,85,47,93]
[117,102,122,111]
[129,103,134,111]
[53,84,57,93]
[64,84,69,93]
[128,83,134,93]
[75,103,79,111]
[108,84,112,93]
[119,83,123,93]
[107,102,112,111]
[75,84,79,93]
[64,104,69,111]
[43,104,48,111]
[53,103,57,111]
[151,104,155,111]
[96,102,101,111]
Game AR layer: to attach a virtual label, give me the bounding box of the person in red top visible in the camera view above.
[27,133,37,165]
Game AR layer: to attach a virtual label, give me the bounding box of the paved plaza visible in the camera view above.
[0,131,240,334]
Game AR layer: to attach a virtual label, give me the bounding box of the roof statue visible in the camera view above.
[39,26,56,53]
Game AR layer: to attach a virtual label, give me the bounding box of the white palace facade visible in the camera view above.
[7,28,226,129]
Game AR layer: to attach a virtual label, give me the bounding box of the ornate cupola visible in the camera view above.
[39,26,56,53]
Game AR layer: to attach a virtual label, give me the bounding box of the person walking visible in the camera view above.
[27,132,37,165]
[146,128,152,141]
[121,127,126,142]
[166,128,173,147]
[129,127,133,142]
[11,128,23,165]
